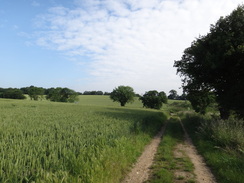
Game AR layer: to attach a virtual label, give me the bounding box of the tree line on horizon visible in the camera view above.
[0,85,185,108]
[0,86,79,103]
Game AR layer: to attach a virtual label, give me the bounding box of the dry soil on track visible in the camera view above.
[122,119,216,183]
[122,124,167,183]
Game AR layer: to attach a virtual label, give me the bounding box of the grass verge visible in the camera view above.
[182,114,244,183]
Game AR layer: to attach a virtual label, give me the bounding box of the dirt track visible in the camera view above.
[179,119,216,183]
[122,119,216,183]
[122,124,167,183]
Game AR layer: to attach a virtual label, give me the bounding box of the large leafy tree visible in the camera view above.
[140,90,167,109]
[174,5,244,119]
[110,86,135,106]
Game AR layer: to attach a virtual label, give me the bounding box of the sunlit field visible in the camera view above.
[0,96,166,182]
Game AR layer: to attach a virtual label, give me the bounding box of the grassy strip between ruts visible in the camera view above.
[181,114,244,183]
[146,117,195,183]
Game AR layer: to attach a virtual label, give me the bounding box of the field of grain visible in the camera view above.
[0,96,167,182]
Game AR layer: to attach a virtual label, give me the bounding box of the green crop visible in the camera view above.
[0,97,166,182]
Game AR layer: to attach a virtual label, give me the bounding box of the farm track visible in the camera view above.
[122,118,217,183]
[179,119,217,183]
[122,123,168,183]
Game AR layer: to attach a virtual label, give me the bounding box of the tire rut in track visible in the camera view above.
[122,117,217,183]
[121,123,167,183]
[179,119,217,183]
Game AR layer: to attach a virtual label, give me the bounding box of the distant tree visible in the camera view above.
[83,91,104,95]
[46,87,79,103]
[46,88,59,101]
[140,90,167,109]
[110,86,135,106]
[28,86,44,100]
[1,88,26,99]
[104,92,111,95]
[0,88,4,98]
[20,87,29,94]
[135,93,141,97]
[96,91,103,95]
[168,90,178,100]
[83,91,90,95]
[177,92,187,100]
[159,91,168,104]
[174,5,244,119]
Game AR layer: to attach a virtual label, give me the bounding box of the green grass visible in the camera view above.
[182,114,244,183]
[146,117,195,183]
[162,100,192,114]
[78,95,144,108]
[0,97,167,182]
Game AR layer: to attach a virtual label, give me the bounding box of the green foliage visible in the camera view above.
[0,88,26,99]
[46,87,79,103]
[83,91,104,95]
[0,97,166,182]
[187,90,215,115]
[174,5,244,119]
[140,90,167,109]
[110,86,135,106]
[159,91,168,104]
[28,85,45,100]
[168,89,178,100]
[182,114,244,183]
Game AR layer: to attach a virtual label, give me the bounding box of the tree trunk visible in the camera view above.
[120,102,125,106]
[219,107,230,120]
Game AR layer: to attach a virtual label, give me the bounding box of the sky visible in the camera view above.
[0,0,243,95]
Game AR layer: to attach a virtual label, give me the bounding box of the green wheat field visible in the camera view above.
[0,96,167,183]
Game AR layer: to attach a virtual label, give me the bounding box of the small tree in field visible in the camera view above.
[140,90,167,109]
[110,86,135,106]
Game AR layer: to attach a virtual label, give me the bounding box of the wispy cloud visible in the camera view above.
[34,0,243,93]
[31,1,40,7]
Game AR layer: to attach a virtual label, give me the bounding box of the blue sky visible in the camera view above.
[0,0,243,94]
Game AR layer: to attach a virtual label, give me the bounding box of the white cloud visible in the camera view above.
[34,0,243,94]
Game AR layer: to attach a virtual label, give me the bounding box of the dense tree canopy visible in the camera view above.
[140,90,167,109]
[0,88,26,99]
[174,5,244,119]
[46,87,79,103]
[83,91,104,95]
[110,86,135,106]
[28,86,45,101]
